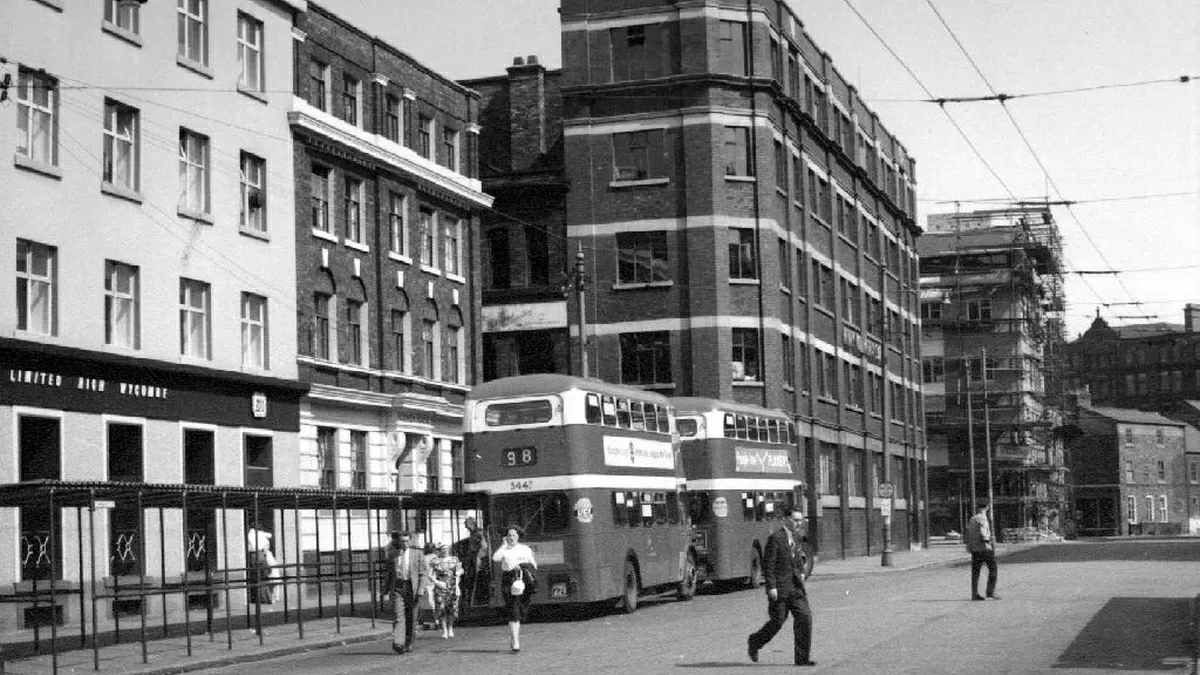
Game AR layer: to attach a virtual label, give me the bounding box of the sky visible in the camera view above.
[333,0,1199,339]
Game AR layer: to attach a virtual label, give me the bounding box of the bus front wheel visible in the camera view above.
[747,549,762,589]
[677,551,697,601]
[621,560,639,613]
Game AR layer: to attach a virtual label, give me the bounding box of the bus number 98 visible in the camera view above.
[502,447,538,468]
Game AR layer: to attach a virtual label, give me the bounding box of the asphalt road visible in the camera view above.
[203,538,1199,675]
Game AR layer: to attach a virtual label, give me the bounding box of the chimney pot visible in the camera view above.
[513,56,525,66]
[1185,303,1200,332]
[527,55,539,65]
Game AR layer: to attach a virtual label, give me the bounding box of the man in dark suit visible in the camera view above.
[385,531,424,654]
[747,506,815,667]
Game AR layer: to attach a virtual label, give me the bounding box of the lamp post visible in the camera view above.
[880,275,894,567]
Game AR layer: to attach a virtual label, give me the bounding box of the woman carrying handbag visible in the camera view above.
[492,526,537,652]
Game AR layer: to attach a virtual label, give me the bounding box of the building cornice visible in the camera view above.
[288,98,493,210]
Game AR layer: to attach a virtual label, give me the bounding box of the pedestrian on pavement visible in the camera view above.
[418,541,439,630]
[967,503,1000,601]
[385,531,424,654]
[454,516,490,605]
[747,506,815,667]
[492,525,537,653]
[430,542,463,639]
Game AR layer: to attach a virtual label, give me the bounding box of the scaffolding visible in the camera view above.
[920,207,1069,536]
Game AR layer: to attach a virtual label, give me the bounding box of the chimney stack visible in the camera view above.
[1186,303,1200,332]
[506,54,547,170]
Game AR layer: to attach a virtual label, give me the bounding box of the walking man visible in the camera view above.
[747,506,815,667]
[385,531,424,653]
[967,503,1000,601]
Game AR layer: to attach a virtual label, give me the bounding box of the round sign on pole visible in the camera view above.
[877,482,894,499]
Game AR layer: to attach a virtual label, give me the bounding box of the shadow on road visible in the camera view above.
[1004,540,1200,565]
[675,661,757,669]
[1052,597,1192,670]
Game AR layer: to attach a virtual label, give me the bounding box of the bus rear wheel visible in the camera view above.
[747,549,762,589]
[677,551,697,601]
[621,560,639,613]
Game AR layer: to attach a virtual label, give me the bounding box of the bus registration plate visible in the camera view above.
[502,446,538,468]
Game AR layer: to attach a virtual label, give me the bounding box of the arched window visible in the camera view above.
[390,291,410,373]
[447,306,464,384]
[423,300,440,379]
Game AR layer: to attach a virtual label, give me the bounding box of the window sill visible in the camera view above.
[783,384,795,392]
[837,233,859,249]
[237,84,269,105]
[239,226,269,242]
[102,342,141,356]
[729,278,760,286]
[178,207,214,225]
[13,329,61,343]
[816,396,837,405]
[30,0,63,11]
[176,55,214,80]
[609,177,669,188]
[780,286,791,295]
[420,264,442,276]
[344,240,369,253]
[775,186,788,198]
[845,404,865,413]
[612,281,673,291]
[446,272,466,284]
[240,364,271,376]
[101,181,143,204]
[814,306,835,319]
[793,200,804,210]
[311,228,339,243]
[723,175,757,183]
[639,382,677,391]
[732,380,764,388]
[388,251,413,265]
[14,154,62,180]
[102,21,142,47]
[179,353,213,367]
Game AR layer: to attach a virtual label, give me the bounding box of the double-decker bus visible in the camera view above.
[673,398,814,586]
[464,374,696,612]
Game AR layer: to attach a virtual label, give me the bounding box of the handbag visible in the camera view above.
[510,577,525,596]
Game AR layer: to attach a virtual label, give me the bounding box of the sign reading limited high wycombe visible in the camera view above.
[1,338,303,431]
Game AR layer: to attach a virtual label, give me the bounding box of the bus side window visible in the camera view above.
[686,491,710,524]
[742,491,754,521]
[657,405,671,433]
[677,418,698,439]
[586,393,602,424]
[641,492,657,527]
[544,492,571,533]
[724,413,736,438]
[628,492,642,528]
[768,420,779,443]
[630,401,645,431]
[617,399,632,428]
[763,492,777,520]
[666,491,680,525]
[613,491,628,527]
[736,415,748,440]
[602,396,618,426]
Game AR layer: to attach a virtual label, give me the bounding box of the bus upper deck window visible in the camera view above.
[736,415,748,440]
[677,418,698,438]
[748,417,761,442]
[784,422,794,445]
[768,420,780,443]
[724,414,736,438]
[645,403,660,432]
[617,399,632,428]
[586,393,602,424]
[657,406,671,433]
[602,396,618,426]
[630,401,645,431]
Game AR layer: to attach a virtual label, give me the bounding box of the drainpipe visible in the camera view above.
[746,0,767,409]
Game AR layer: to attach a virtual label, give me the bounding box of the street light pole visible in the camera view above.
[983,348,995,537]
[966,358,978,515]
[575,244,588,378]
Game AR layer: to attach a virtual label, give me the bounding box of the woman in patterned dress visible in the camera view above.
[429,542,463,638]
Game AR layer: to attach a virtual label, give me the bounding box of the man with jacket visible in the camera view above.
[385,531,425,653]
[747,506,815,667]
[967,503,1000,601]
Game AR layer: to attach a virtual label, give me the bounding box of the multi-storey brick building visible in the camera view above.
[474,0,928,559]
[289,4,492,545]
[918,208,1069,538]
[1067,403,1191,536]
[1065,305,1200,409]
[1,0,305,632]
[463,58,572,379]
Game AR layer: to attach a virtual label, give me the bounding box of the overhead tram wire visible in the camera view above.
[922,0,1143,310]
[921,190,1199,206]
[864,75,1195,104]
[837,0,1125,320]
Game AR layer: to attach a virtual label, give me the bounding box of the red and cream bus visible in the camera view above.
[673,397,814,586]
[464,374,696,612]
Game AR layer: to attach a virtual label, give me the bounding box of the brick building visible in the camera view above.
[918,209,1070,538]
[1065,304,1200,409]
[474,0,928,559]
[1,0,305,634]
[1067,405,1191,537]
[290,4,492,546]
[463,58,572,379]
